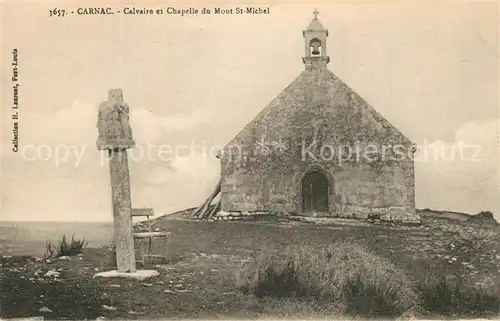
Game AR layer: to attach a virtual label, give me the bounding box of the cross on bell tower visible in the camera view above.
[302,9,330,69]
[313,8,319,19]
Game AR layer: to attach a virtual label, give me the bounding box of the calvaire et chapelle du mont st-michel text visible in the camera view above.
[49,6,270,17]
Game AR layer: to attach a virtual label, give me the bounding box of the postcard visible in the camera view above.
[1,1,499,320]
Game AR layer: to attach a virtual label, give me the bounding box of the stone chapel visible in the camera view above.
[218,12,418,223]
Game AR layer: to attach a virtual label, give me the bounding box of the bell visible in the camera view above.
[310,41,321,56]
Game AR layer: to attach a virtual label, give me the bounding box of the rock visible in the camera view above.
[338,212,351,219]
[354,212,369,220]
[174,284,183,288]
[44,270,60,278]
[94,270,159,281]
[39,307,53,313]
[58,256,70,260]
[143,283,153,287]
[95,316,107,320]
[2,255,12,259]
[217,211,230,217]
[380,213,391,221]
[222,291,237,296]
[102,305,116,311]
[128,310,143,315]
[109,284,121,288]
[164,289,175,293]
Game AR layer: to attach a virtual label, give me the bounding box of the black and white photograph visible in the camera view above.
[1,1,499,319]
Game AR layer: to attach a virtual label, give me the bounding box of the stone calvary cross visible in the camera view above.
[97,89,136,273]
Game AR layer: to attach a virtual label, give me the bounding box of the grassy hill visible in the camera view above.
[1,210,499,319]
[418,208,499,225]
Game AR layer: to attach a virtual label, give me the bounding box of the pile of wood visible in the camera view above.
[191,178,221,220]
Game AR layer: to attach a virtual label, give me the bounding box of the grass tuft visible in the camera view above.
[236,240,417,317]
[417,273,500,317]
[45,235,88,258]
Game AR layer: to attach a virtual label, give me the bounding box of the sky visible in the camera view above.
[1,1,499,222]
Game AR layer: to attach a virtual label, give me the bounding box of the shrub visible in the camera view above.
[45,235,88,258]
[236,240,417,317]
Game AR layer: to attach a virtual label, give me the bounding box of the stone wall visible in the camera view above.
[220,144,416,220]
[212,209,421,224]
[210,211,272,221]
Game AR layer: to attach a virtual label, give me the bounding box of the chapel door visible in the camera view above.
[301,170,329,213]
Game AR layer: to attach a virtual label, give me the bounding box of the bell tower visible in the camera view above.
[302,9,330,70]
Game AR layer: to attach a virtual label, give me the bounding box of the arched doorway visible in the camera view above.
[301,170,329,213]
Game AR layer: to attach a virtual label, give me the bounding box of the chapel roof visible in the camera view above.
[220,12,413,154]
